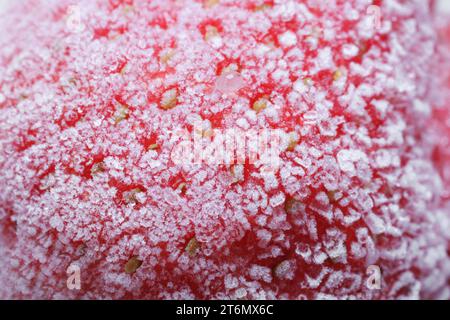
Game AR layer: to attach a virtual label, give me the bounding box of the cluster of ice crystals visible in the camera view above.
[0,0,448,300]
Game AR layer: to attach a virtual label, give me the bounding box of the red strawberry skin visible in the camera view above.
[0,0,449,299]
[434,16,450,194]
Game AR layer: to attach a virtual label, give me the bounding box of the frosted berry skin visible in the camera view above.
[0,0,448,299]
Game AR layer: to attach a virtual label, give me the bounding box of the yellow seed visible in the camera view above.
[119,63,129,75]
[124,256,142,274]
[252,97,268,113]
[204,0,219,8]
[161,89,178,110]
[284,198,295,214]
[160,49,175,64]
[123,188,143,204]
[114,105,129,124]
[303,77,313,86]
[253,3,272,11]
[221,63,239,75]
[286,133,299,152]
[176,182,187,195]
[327,190,337,202]
[68,78,78,87]
[333,69,342,81]
[91,162,105,175]
[148,143,159,151]
[123,5,134,14]
[195,128,212,138]
[273,260,290,279]
[185,237,200,257]
[205,25,219,41]
[358,42,368,57]
[202,129,214,138]
[284,197,302,215]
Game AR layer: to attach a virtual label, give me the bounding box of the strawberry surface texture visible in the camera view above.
[0,0,449,300]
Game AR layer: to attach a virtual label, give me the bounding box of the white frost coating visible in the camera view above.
[364,213,386,235]
[224,274,239,290]
[341,44,359,59]
[249,265,272,283]
[337,149,368,175]
[269,192,286,208]
[278,31,297,47]
[314,47,335,72]
[49,215,64,232]
[0,0,447,301]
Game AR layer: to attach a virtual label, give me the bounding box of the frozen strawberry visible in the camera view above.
[429,8,450,299]
[0,0,448,300]
[433,10,450,195]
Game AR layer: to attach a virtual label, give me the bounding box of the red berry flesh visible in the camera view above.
[0,0,448,299]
